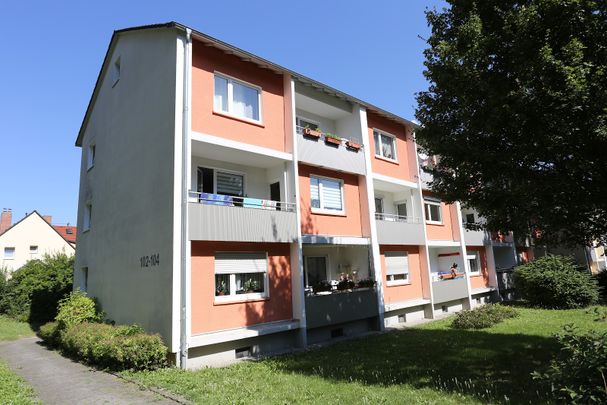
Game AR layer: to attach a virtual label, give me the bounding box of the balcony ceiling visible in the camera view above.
[191,139,289,169]
[295,93,351,120]
[373,177,414,193]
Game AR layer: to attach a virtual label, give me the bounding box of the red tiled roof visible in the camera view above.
[53,225,77,243]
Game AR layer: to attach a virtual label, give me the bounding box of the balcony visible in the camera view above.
[375,213,425,245]
[305,288,379,329]
[188,192,298,243]
[432,277,469,304]
[297,126,366,175]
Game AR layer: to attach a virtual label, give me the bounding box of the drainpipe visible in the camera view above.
[180,27,192,370]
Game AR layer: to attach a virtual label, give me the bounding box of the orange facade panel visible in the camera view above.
[190,241,293,334]
[423,191,461,241]
[298,164,365,237]
[191,40,287,152]
[467,246,491,289]
[380,245,425,304]
[367,112,417,182]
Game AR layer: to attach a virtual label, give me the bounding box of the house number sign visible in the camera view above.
[140,253,160,268]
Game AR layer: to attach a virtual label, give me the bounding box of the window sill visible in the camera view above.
[469,273,482,277]
[386,280,411,287]
[214,295,269,305]
[374,155,399,165]
[212,110,264,128]
[425,221,444,226]
[311,208,346,217]
[86,165,94,172]
[3,258,14,260]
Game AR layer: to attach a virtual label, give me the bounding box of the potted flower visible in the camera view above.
[312,281,333,295]
[324,132,342,146]
[303,126,322,139]
[216,280,228,296]
[336,279,355,291]
[355,278,376,289]
[346,140,362,151]
[243,278,261,293]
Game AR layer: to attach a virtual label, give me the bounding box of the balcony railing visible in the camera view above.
[375,213,422,223]
[189,191,296,212]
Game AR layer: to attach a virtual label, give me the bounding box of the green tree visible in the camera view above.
[415,0,607,246]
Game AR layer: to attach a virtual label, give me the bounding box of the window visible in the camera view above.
[396,202,408,219]
[465,213,475,224]
[84,203,92,231]
[4,247,15,260]
[197,167,244,197]
[214,73,261,122]
[310,176,344,214]
[467,253,481,276]
[424,199,442,224]
[385,252,409,286]
[374,197,384,215]
[305,256,328,287]
[111,57,120,87]
[373,130,397,161]
[215,252,268,301]
[29,245,38,255]
[87,144,96,170]
[81,267,89,292]
[296,117,320,131]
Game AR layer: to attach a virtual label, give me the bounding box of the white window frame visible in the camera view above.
[213,71,263,125]
[385,251,410,286]
[296,116,321,132]
[29,245,38,255]
[373,129,398,162]
[467,253,481,276]
[304,255,329,288]
[83,203,92,232]
[214,252,269,303]
[87,143,96,170]
[310,175,345,215]
[424,199,443,225]
[3,247,15,260]
[196,165,247,197]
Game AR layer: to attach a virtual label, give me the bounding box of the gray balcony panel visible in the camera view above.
[464,229,488,246]
[297,136,366,175]
[305,289,379,329]
[376,220,425,245]
[188,203,297,243]
[432,278,469,304]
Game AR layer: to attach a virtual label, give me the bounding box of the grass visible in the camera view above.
[126,306,607,404]
[0,315,34,341]
[0,315,39,404]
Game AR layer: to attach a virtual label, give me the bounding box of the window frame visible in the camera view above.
[296,116,321,132]
[373,128,398,162]
[111,57,120,87]
[424,199,443,225]
[213,71,263,125]
[83,203,92,232]
[384,251,410,286]
[310,174,345,215]
[467,252,481,276]
[29,245,38,255]
[87,143,96,171]
[196,165,247,197]
[214,252,270,303]
[3,247,15,260]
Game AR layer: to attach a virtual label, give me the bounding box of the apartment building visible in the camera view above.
[75,22,513,368]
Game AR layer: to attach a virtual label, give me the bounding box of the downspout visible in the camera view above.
[180,27,192,369]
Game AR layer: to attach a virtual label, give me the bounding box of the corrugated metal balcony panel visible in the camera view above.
[304,289,379,329]
[375,220,425,245]
[297,135,366,175]
[188,203,298,243]
[432,278,469,304]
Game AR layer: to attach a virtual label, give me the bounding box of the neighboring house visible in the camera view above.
[0,209,76,274]
[73,22,522,369]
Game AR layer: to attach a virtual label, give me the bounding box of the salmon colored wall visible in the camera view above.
[367,112,415,182]
[191,41,286,152]
[298,164,364,237]
[380,245,424,304]
[191,242,292,334]
[467,246,490,289]
[423,191,459,241]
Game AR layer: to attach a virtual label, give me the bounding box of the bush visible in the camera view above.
[55,291,103,331]
[0,253,73,324]
[61,322,167,371]
[38,322,61,347]
[514,255,599,309]
[452,304,519,329]
[595,269,607,299]
[533,325,607,404]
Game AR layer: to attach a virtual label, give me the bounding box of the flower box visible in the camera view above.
[303,127,321,138]
[324,135,342,146]
[346,140,362,151]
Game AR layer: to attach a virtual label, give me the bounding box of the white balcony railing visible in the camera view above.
[189,191,296,212]
[374,213,422,223]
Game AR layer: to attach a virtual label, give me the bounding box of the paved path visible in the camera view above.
[0,337,179,405]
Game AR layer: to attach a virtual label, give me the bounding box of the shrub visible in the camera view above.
[595,269,607,299]
[55,291,103,331]
[61,322,167,371]
[38,322,61,347]
[533,325,607,404]
[452,304,519,329]
[514,255,599,309]
[0,253,73,324]
[0,266,7,299]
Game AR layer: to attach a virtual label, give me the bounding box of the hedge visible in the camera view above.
[452,304,519,329]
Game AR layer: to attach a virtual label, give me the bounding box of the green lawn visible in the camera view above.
[127,306,607,404]
[0,316,39,404]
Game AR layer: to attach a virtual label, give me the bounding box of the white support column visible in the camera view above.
[454,202,473,310]
[284,74,307,348]
[357,105,385,330]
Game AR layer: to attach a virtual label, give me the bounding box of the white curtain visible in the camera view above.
[232,81,259,120]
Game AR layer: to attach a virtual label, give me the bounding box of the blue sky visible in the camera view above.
[0,0,445,226]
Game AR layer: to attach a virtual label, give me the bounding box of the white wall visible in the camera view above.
[373,189,417,218]
[295,109,336,134]
[302,245,371,282]
[74,28,179,350]
[0,213,74,273]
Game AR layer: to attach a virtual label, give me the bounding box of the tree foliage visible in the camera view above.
[415,0,607,246]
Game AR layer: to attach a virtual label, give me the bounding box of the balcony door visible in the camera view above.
[305,256,328,287]
[197,166,244,197]
[270,181,281,211]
